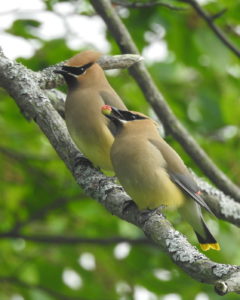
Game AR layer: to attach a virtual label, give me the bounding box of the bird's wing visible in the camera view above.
[169,172,213,214]
[99,90,127,110]
[149,138,213,215]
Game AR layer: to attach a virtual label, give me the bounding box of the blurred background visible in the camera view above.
[0,0,240,299]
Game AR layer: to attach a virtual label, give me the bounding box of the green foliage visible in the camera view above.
[1,0,240,299]
[18,39,77,70]
[6,19,42,40]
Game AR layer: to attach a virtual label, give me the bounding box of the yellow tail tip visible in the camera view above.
[200,243,221,251]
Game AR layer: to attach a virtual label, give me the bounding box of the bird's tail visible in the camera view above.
[194,217,220,251]
[179,200,220,251]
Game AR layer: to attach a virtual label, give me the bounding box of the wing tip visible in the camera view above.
[200,243,221,251]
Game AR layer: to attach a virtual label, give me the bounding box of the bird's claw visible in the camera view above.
[122,199,137,214]
[74,154,93,169]
[139,206,165,224]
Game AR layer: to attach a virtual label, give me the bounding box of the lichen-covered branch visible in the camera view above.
[90,0,240,203]
[191,172,240,227]
[0,49,240,295]
[37,53,143,90]
[44,89,66,118]
[215,272,240,295]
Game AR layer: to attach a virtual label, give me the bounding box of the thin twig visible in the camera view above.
[178,0,240,58]
[211,8,228,21]
[112,0,185,11]
[0,232,152,245]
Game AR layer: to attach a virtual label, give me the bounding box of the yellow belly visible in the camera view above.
[71,130,114,171]
[117,168,185,210]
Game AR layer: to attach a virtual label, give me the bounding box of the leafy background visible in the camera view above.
[0,0,240,299]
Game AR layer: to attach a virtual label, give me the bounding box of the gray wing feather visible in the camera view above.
[169,172,213,215]
[149,138,213,215]
[99,90,127,109]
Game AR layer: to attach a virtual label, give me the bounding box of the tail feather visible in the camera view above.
[195,218,220,251]
[179,200,220,251]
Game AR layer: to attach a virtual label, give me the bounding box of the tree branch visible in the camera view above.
[178,0,240,58]
[211,8,228,21]
[191,172,240,227]
[0,232,152,245]
[38,53,143,90]
[1,48,240,294]
[44,89,66,118]
[112,0,185,11]
[215,274,240,295]
[90,0,240,203]
[0,276,85,300]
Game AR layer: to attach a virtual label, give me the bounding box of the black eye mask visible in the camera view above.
[112,108,147,121]
[62,62,93,76]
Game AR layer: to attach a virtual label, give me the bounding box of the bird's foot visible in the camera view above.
[74,154,88,166]
[122,199,137,215]
[111,175,118,183]
[139,206,165,225]
[74,154,95,169]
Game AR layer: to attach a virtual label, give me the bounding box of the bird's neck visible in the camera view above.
[118,121,158,139]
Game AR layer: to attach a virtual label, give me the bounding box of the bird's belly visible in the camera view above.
[67,122,114,171]
[117,168,185,210]
[75,137,113,170]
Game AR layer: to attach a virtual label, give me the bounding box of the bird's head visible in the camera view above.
[101,105,147,128]
[54,50,102,88]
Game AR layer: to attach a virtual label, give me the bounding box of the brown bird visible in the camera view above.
[101,105,220,251]
[54,50,127,170]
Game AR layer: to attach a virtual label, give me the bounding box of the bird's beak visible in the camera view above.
[110,106,125,119]
[53,68,68,76]
[101,105,124,122]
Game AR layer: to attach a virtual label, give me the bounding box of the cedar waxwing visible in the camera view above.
[101,105,220,251]
[54,50,127,170]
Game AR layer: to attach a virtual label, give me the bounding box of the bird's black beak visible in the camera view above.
[53,67,79,89]
[101,106,125,123]
[53,69,69,76]
[110,107,126,119]
[54,62,94,79]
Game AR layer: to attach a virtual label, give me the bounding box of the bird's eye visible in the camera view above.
[62,62,93,76]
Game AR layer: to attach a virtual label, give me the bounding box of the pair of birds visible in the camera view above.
[55,50,220,251]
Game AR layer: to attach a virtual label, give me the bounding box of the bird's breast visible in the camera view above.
[65,90,114,170]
